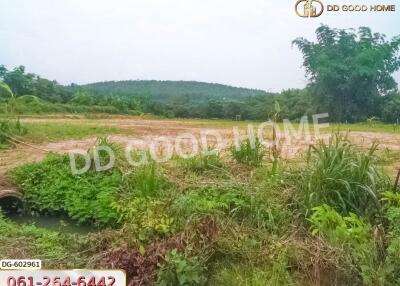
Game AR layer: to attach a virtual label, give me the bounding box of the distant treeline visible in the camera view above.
[1,25,400,122]
[0,64,399,122]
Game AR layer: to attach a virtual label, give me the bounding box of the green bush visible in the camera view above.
[308,204,394,285]
[231,137,264,167]
[12,153,121,226]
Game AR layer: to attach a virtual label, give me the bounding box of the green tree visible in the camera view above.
[293,25,400,122]
[2,66,35,96]
[382,92,400,123]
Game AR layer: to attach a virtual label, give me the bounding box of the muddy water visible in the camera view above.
[6,212,98,234]
[1,197,98,234]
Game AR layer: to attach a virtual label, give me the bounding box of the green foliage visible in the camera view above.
[382,93,400,123]
[171,186,282,232]
[179,152,224,173]
[128,161,166,197]
[209,251,295,286]
[156,249,207,286]
[172,187,247,217]
[231,137,264,167]
[308,204,395,285]
[0,212,91,268]
[300,134,389,219]
[309,204,372,247]
[0,118,27,147]
[293,25,400,122]
[114,197,175,243]
[12,153,121,226]
[0,82,14,98]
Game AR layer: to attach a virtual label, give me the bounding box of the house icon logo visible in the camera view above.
[295,0,324,17]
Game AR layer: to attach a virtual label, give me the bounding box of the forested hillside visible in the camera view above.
[80,80,268,102]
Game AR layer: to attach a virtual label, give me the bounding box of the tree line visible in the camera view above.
[1,25,400,122]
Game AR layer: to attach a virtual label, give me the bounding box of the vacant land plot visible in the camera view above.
[1,115,400,285]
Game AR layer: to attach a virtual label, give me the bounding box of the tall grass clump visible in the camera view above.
[179,152,224,174]
[0,118,27,147]
[300,134,390,219]
[231,137,264,167]
[128,161,166,197]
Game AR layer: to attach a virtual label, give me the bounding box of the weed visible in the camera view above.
[0,212,91,268]
[0,118,27,147]
[231,137,264,166]
[171,186,284,233]
[156,249,207,286]
[114,197,175,243]
[309,204,372,247]
[128,161,166,197]
[179,152,224,174]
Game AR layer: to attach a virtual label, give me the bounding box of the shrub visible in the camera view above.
[156,249,207,286]
[12,153,121,226]
[231,137,264,166]
[300,134,389,219]
[113,197,175,243]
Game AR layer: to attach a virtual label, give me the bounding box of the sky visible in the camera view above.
[0,0,399,92]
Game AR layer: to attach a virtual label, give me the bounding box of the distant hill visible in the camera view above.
[78,80,270,102]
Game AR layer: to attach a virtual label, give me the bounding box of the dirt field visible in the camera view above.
[1,116,400,188]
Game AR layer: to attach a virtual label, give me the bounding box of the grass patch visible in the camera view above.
[22,122,122,142]
[0,212,92,268]
[179,152,224,174]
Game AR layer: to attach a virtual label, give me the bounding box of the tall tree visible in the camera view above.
[293,25,400,122]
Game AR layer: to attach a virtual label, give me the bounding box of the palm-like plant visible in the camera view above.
[0,82,14,99]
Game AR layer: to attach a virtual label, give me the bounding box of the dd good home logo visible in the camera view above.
[295,0,324,17]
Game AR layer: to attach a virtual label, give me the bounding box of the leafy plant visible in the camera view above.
[12,153,121,226]
[308,204,394,285]
[231,137,264,167]
[156,249,207,286]
[114,197,175,243]
[309,204,372,247]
